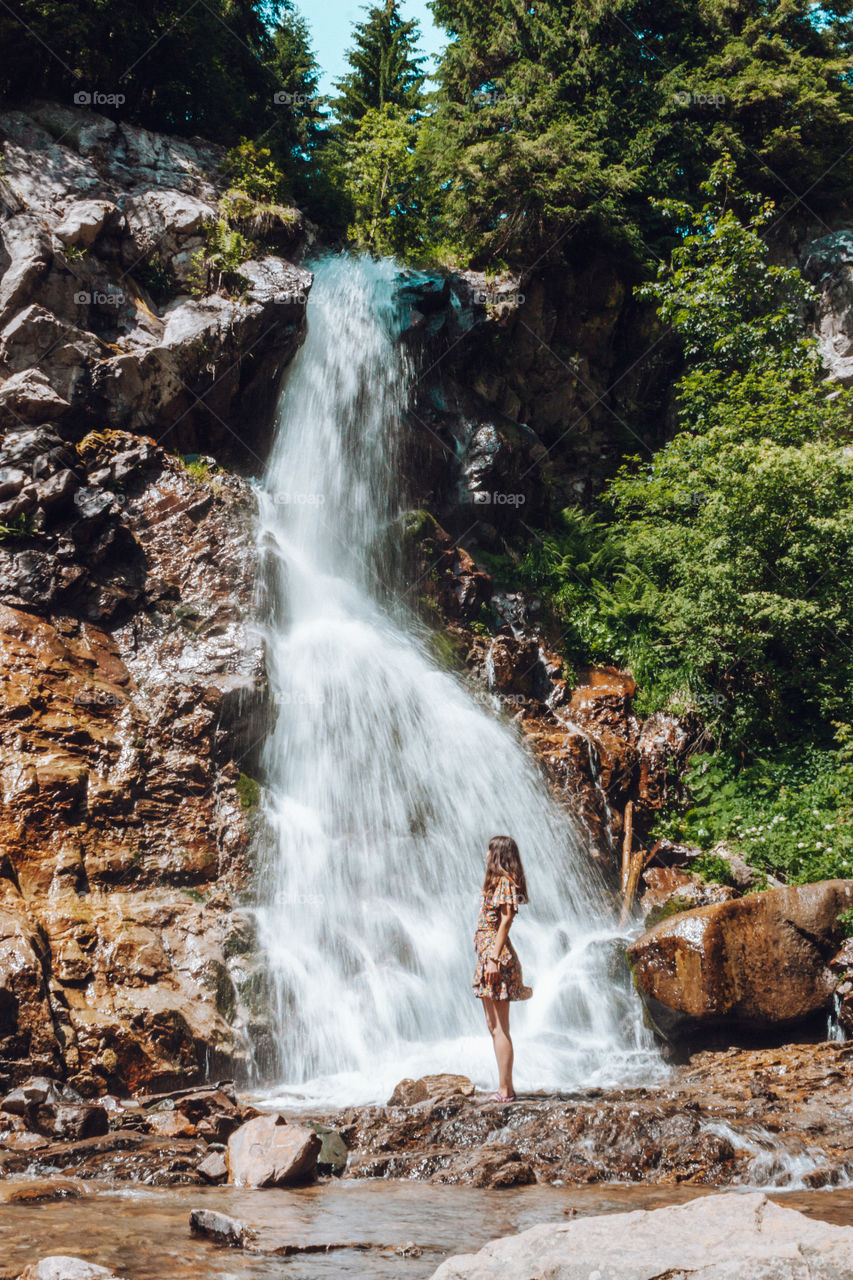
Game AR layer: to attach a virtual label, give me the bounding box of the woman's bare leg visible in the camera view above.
[482,996,514,1097]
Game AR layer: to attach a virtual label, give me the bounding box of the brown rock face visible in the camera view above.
[0,441,272,1094]
[226,1114,321,1187]
[628,880,853,1038]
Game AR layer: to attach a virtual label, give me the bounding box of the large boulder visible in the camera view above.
[226,1114,321,1188]
[628,879,853,1038]
[429,1191,853,1280]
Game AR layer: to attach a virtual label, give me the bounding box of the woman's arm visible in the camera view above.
[485,904,515,981]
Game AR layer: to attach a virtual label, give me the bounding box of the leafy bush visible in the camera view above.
[222,139,289,204]
[187,219,254,297]
[691,852,734,886]
[655,731,853,886]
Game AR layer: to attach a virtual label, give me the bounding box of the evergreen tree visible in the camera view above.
[333,0,426,133]
[423,0,853,267]
[269,6,328,199]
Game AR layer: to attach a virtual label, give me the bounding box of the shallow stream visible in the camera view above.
[4,1181,853,1280]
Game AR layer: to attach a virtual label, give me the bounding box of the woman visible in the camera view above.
[473,835,532,1102]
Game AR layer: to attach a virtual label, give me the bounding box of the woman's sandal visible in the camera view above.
[491,1091,516,1102]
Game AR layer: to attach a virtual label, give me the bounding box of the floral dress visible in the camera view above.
[473,875,533,1002]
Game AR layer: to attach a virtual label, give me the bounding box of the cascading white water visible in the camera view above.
[254,254,661,1105]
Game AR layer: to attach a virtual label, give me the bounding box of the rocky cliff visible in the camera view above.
[0,103,311,1095]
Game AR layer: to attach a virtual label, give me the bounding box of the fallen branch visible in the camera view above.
[620,800,634,892]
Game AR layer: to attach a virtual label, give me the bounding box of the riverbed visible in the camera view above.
[4,1180,853,1280]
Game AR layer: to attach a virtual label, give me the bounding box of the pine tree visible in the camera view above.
[333,0,426,134]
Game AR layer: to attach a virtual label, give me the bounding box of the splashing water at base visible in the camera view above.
[253,254,662,1106]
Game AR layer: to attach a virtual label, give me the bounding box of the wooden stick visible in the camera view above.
[620,845,646,927]
[620,800,634,892]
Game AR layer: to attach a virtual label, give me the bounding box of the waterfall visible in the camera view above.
[253,254,661,1105]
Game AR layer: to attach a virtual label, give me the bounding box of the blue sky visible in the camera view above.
[301,0,447,96]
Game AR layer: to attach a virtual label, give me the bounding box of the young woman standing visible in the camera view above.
[473,835,532,1102]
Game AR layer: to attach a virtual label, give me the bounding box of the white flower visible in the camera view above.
[816,842,823,850]
[797,842,806,849]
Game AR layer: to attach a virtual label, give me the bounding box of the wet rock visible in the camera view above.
[226,1114,321,1188]
[189,1207,249,1247]
[197,1150,227,1182]
[430,1191,853,1280]
[0,1176,86,1202]
[304,1122,348,1175]
[628,879,853,1038]
[1,1131,51,1151]
[388,1075,476,1107]
[144,1110,197,1139]
[640,866,738,925]
[16,1259,122,1280]
[37,1103,110,1142]
[433,1145,536,1188]
[2,1077,62,1116]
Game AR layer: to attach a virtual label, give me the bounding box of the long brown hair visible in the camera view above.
[483,835,529,902]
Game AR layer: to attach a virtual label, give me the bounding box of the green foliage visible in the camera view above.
[331,104,425,256]
[187,220,254,297]
[691,851,734,886]
[609,168,853,744]
[223,139,288,205]
[637,158,815,376]
[176,454,217,484]
[644,895,695,929]
[333,0,425,134]
[657,734,853,886]
[236,772,261,811]
[0,513,31,542]
[0,1,295,142]
[417,0,853,266]
[134,253,173,303]
[838,907,853,939]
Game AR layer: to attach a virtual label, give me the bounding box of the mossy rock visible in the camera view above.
[236,773,261,810]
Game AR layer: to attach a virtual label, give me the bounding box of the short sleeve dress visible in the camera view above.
[472,875,533,1002]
